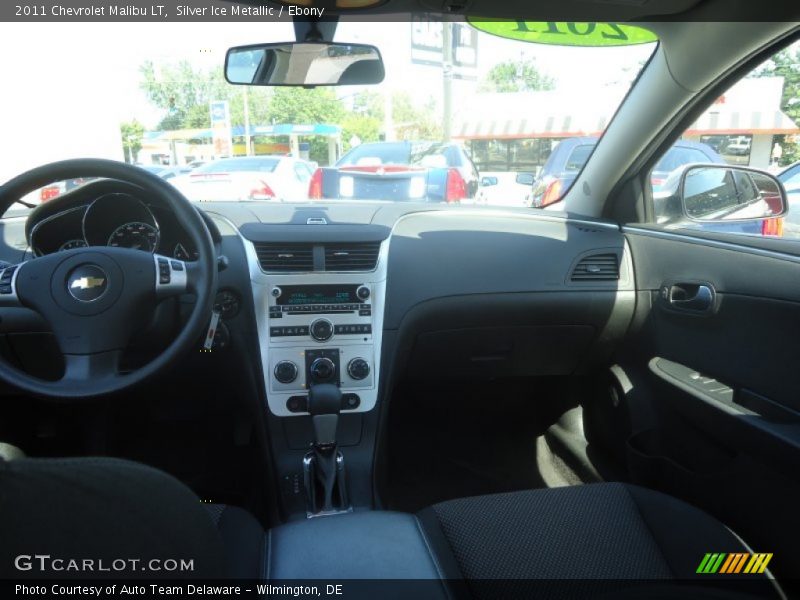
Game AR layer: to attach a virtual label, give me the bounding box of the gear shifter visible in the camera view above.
[303,384,349,515]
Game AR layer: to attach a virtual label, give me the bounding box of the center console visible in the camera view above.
[239,221,390,518]
[242,226,388,418]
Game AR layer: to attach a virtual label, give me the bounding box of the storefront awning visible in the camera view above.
[685,110,799,135]
[453,113,608,139]
[453,109,798,140]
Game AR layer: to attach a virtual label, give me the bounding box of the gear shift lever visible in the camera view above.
[304,384,349,515]
[308,383,341,446]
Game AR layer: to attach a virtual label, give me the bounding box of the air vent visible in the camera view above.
[254,242,314,272]
[571,253,619,281]
[324,242,381,272]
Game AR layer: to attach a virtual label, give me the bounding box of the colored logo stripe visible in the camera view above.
[697,553,773,574]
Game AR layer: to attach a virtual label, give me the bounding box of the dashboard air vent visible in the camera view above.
[571,253,619,281]
[254,242,314,272]
[324,242,381,272]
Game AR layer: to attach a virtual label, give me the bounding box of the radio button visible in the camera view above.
[310,318,334,342]
[287,395,308,413]
[274,360,298,384]
[341,393,361,410]
[347,358,370,381]
[310,357,336,383]
[270,327,284,337]
[356,286,370,301]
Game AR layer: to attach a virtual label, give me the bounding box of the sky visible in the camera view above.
[0,20,654,181]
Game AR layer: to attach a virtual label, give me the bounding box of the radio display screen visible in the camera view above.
[277,285,361,306]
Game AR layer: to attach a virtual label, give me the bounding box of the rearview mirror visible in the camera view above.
[225,42,385,87]
[678,165,786,222]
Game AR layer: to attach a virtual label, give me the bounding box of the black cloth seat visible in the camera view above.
[417,482,784,600]
[0,457,226,578]
[1,457,784,599]
[0,457,264,579]
[203,503,265,578]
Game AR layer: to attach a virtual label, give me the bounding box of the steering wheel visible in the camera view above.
[0,159,217,399]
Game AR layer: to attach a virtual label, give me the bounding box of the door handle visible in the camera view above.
[667,283,714,312]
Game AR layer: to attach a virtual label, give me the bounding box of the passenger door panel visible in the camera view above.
[619,228,800,580]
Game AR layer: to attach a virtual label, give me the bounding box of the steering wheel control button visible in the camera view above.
[341,393,361,410]
[274,360,299,384]
[356,285,371,301]
[0,265,17,294]
[157,257,171,284]
[66,265,108,302]
[347,358,370,380]
[310,318,334,342]
[154,254,187,296]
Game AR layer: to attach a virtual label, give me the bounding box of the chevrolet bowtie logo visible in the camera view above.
[70,276,105,290]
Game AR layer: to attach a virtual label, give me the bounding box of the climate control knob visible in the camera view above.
[274,360,298,384]
[310,357,336,383]
[356,285,370,301]
[347,358,370,380]
[310,318,334,342]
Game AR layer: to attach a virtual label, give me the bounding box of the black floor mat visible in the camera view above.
[385,377,578,512]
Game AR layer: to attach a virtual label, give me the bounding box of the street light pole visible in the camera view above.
[243,88,252,156]
[442,20,453,142]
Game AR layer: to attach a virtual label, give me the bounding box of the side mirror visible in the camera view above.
[678,164,787,222]
[515,173,535,186]
[225,42,385,87]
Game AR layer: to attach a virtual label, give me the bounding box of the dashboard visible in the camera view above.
[26,179,200,260]
[1,184,637,520]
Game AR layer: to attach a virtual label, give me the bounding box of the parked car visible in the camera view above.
[726,135,752,156]
[137,164,169,176]
[36,177,95,203]
[778,160,800,193]
[475,171,535,207]
[308,141,479,203]
[529,137,726,208]
[173,156,314,202]
[157,165,194,181]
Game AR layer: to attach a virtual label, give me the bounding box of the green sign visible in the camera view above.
[467,20,658,47]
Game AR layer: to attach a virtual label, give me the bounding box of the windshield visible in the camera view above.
[0,20,657,209]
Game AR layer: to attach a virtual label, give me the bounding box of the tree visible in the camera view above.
[140,60,228,130]
[139,60,272,131]
[480,59,555,93]
[750,44,800,166]
[266,87,346,163]
[120,120,144,163]
[392,92,442,140]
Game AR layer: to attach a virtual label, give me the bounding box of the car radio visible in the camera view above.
[268,284,372,338]
[265,283,377,414]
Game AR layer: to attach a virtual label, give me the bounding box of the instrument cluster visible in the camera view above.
[29,190,198,260]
